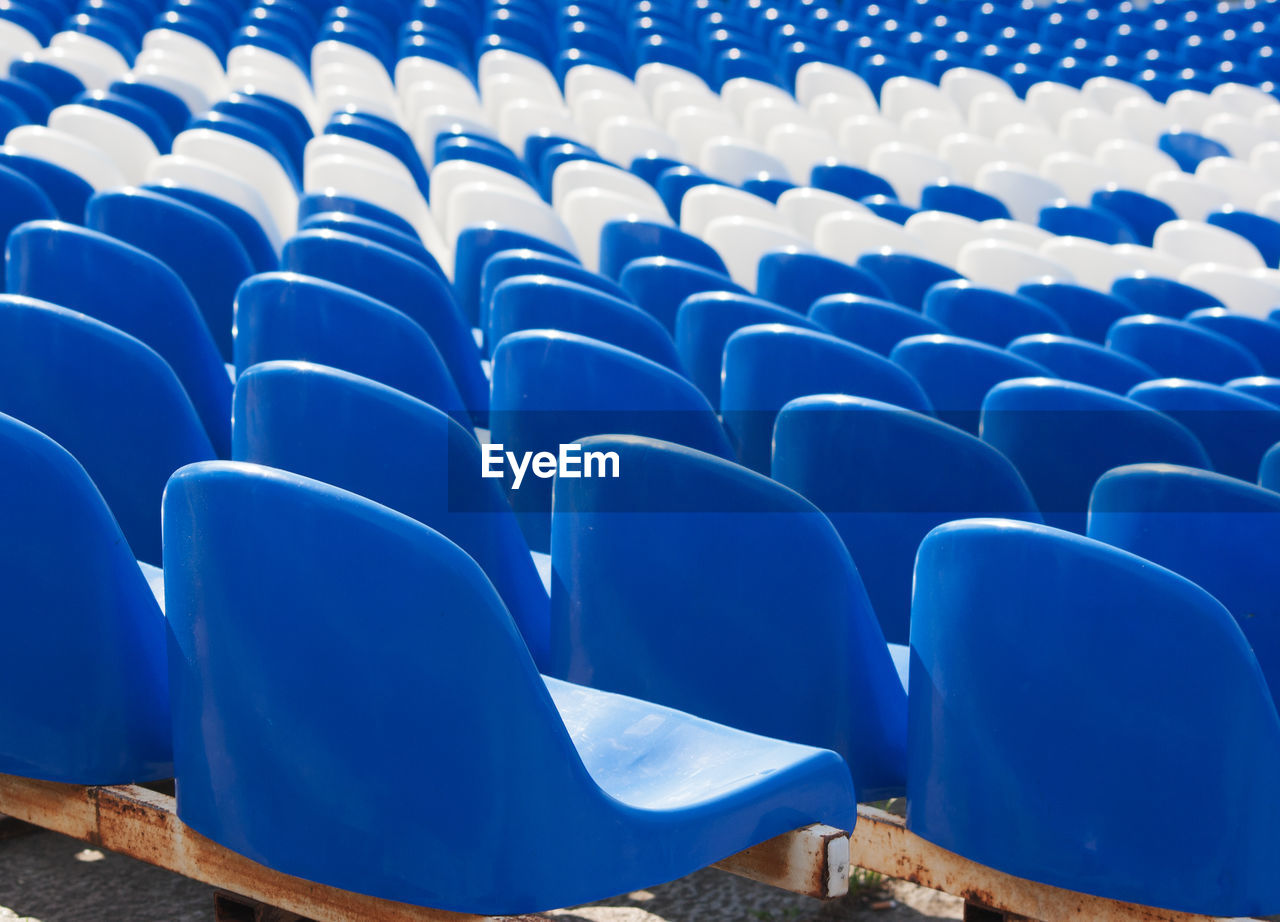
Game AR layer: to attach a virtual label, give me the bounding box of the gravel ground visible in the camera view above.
[0,828,963,922]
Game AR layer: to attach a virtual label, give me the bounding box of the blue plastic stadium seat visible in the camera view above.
[234,272,470,429]
[85,189,255,363]
[297,210,441,271]
[297,191,420,240]
[164,460,856,914]
[0,149,93,223]
[1038,201,1138,244]
[478,249,630,349]
[1227,376,1280,407]
[1184,307,1280,375]
[490,330,733,551]
[742,176,795,203]
[619,256,747,333]
[859,195,916,224]
[1127,379,1280,482]
[0,296,214,564]
[0,76,52,124]
[721,324,934,472]
[922,281,1070,348]
[1015,280,1138,344]
[0,411,169,783]
[675,291,822,409]
[810,294,949,356]
[630,153,687,188]
[143,183,279,274]
[6,221,233,458]
[891,334,1053,435]
[283,230,486,425]
[1206,210,1280,268]
[981,377,1211,532]
[10,59,84,107]
[1007,334,1157,394]
[919,183,1012,221]
[436,134,530,181]
[1089,463,1280,700]
[756,251,892,314]
[811,162,896,201]
[1158,129,1232,172]
[452,225,577,326]
[1091,188,1178,247]
[1111,275,1224,319]
[855,252,965,311]
[597,218,728,280]
[0,163,55,243]
[908,518,1280,917]
[487,275,682,371]
[1107,314,1263,383]
[549,433,907,800]
[772,395,1040,645]
[232,361,550,667]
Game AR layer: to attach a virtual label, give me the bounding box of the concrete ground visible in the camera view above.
[0,827,964,922]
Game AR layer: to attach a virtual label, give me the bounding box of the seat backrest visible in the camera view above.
[908,517,1280,916]
[722,323,935,472]
[810,293,948,357]
[1110,275,1223,318]
[855,251,965,311]
[164,460,594,910]
[0,163,55,243]
[773,395,1040,645]
[490,330,733,552]
[283,229,487,423]
[0,296,214,563]
[755,250,891,314]
[1106,314,1263,384]
[922,280,1070,348]
[1016,280,1136,344]
[618,255,747,332]
[6,220,233,457]
[451,224,578,326]
[675,291,821,409]
[598,217,728,280]
[143,181,279,273]
[234,272,471,429]
[890,334,1052,434]
[85,188,256,363]
[981,377,1211,533]
[1007,333,1156,394]
[0,411,170,783]
[549,434,907,800]
[1128,379,1280,482]
[1090,462,1280,703]
[232,361,550,667]
[478,248,630,353]
[488,274,681,372]
[1186,307,1280,377]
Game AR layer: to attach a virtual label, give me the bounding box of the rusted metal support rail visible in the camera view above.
[850,804,1242,922]
[0,774,847,920]
[1,774,1249,922]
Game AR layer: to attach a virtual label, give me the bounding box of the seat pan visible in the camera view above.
[548,676,854,814]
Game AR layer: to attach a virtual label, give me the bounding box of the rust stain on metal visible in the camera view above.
[713,823,850,900]
[849,805,1231,922]
[0,774,843,921]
